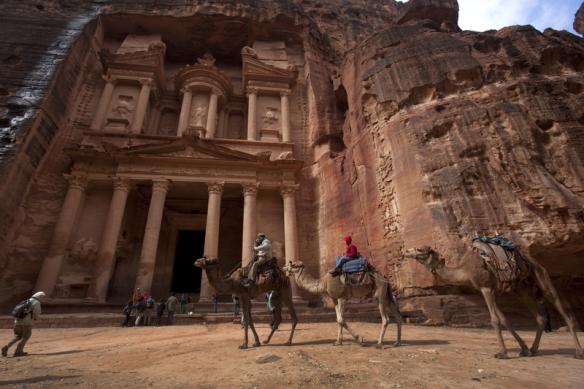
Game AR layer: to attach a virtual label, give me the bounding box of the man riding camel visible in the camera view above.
[243,233,272,286]
[330,235,359,275]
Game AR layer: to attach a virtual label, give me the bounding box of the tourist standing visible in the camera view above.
[180,294,188,314]
[121,300,133,327]
[212,293,219,313]
[134,295,146,326]
[144,296,155,326]
[156,299,166,326]
[166,293,178,325]
[232,295,240,317]
[2,291,45,357]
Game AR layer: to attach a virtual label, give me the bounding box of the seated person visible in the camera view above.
[330,235,359,275]
[243,233,272,286]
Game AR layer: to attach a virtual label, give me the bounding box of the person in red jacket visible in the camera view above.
[330,235,359,275]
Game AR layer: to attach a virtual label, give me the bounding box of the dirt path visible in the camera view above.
[0,323,582,388]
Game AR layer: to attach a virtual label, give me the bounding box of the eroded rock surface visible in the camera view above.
[0,0,583,324]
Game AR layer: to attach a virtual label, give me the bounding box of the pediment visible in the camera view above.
[242,55,297,86]
[116,136,258,162]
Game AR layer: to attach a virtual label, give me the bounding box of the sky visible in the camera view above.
[399,0,582,34]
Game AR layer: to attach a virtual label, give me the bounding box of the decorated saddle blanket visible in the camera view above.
[474,234,517,251]
[335,256,369,273]
[340,271,372,287]
[471,237,527,292]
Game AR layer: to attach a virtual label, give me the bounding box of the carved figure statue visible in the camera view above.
[194,256,298,349]
[69,238,98,266]
[404,246,584,359]
[191,105,207,127]
[197,52,216,66]
[112,95,134,120]
[261,108,279,125]
[283,260,402,349]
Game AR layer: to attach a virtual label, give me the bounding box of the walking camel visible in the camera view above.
[194,256,298,349]
[404,246,583,359]
[283,260,402,348]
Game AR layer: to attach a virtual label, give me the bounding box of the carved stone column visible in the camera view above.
[130,78,152,134]
[246,87,258,141]
[134,179,170,293]
[281,184,302,301]
[87,178,131,302]
[241,183,259,266]
[280,90,291,142]
[200,182,223,302]
[90,75,115,131]
[35,174,88,296]
[177,87,192,137]
[205,90,219,139]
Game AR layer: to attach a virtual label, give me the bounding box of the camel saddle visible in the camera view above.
[340,271,372,287]
[472,237,528,293]
[241,257,289,287]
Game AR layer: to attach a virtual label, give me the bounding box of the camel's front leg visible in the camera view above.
[333,299,343,346]
[336,299,364,346]
[239,298,251,349]
[376,297,390,349]
[246,304,261,348]
[481,287,519,359]
[518,287,546,355]
[285,290,298,346]
[263,304,281,345]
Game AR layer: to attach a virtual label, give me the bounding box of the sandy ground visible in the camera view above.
[0,322,583,388]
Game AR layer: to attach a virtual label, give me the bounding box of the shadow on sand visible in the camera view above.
[0,375,80,385]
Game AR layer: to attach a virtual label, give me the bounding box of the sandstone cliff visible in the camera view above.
[0,0,583,324]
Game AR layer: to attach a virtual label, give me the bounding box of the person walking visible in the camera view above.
[144,296,155,326]
[134,295,146,326]
[156,299,166,326]
[180,294,188,314]
[2,291,45,357]
[121,299,133,327]
[166,293,178,325]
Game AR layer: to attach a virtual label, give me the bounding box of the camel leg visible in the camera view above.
[284,290,298,346]
[263,303,282,345]
[481,287,510,359]
[517,287,546,356]
[376,298,390,349]
[491,298,530,357]
[247,303,261,348]
[336,299,364,346]
[534,267,583,359]
[389,294,403,347]
[239,298,250,349]
[333,299,343,346]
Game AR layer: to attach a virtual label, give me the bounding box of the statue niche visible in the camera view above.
[105,84,140,132]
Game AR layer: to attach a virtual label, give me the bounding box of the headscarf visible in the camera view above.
[343,235,352,245]
[32,291,46,299]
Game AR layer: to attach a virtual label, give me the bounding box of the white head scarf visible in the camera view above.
[32,291,46,299]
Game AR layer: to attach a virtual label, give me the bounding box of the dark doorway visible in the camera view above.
[171,230,205,293]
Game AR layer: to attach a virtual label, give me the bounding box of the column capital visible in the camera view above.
[64,174,89,191]
[246,86,259,96]
[112,177,131,193]
[210,87,221,97]
[180,87,192,95]
[207,181,224,195]
[280,184,299,198]
[152,179,171,193]
[242,182,259,196]
[102,74,115,84]
[280,89,291,97]
[139,78,153,87]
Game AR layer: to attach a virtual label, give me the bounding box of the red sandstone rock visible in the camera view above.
[576,2,584,36]
[0,0,583,326]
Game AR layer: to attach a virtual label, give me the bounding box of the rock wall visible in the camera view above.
[575,2,584,36]
[1,0,583,324]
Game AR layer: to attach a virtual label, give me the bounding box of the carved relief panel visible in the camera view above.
[189,93,209,131]
[105,83,140,132]
[257,95,281,142]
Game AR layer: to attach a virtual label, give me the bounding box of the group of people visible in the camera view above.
[121,289,180,327]
[1,233,361,357]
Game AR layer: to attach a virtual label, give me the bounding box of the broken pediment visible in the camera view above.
[116,136,258,162]
[242,47,297,87]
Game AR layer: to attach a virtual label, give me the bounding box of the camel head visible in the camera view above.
[193,256,219,269]
[404,246,443,273]
[283,260,305,276]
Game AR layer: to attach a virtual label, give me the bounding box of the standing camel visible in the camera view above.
[194,256,298,349]
[283,260,402,348]
[404,246,583,359]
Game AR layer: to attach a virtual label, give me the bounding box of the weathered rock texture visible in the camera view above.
[576,2,584,36]
[1,0,583,325]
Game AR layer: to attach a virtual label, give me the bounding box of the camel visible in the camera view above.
[194,256,298,349]
[283,260,402,348]
[404,246,584,359]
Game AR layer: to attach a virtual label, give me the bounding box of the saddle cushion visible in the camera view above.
[335,256,368,273]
